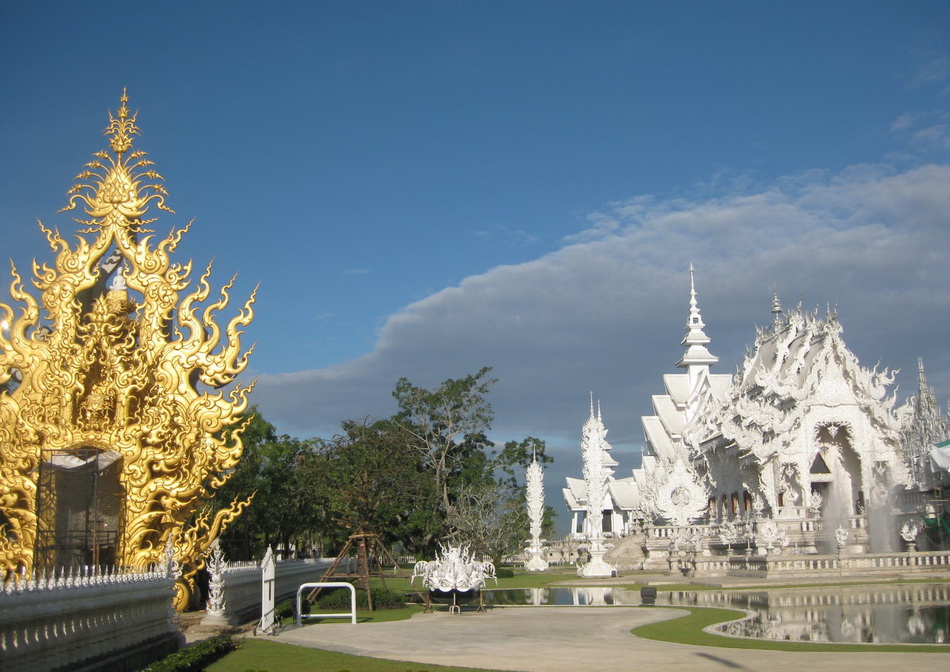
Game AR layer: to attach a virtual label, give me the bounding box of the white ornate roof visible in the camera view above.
[704,306,904,469]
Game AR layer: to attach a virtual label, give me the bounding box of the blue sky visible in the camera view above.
[2,2,950,531]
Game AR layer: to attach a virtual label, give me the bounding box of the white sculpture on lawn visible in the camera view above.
[524,453,548,571]
[411,544,497,593]
[577,399,616,577]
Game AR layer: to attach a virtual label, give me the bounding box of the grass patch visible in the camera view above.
[204,638,503,672]
[632,606,950,652]
[299,604,425,624]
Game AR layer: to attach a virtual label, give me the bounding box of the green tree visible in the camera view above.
[211,409,319,559]
[295,418,433,552]
[392,366,497,518]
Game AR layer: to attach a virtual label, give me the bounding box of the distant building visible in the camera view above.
[564,267,950,558]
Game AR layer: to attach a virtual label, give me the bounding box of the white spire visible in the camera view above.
[676,264,718,374]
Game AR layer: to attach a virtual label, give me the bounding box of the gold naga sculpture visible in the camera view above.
[0,91,256,608]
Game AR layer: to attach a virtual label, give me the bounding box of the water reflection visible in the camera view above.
[487,587,617,606]
[659,583,950,644]
[484,583,950,644]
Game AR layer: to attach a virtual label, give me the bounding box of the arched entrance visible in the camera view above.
[34,447,122,572]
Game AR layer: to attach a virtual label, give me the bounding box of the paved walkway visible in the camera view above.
[271,606,945,672]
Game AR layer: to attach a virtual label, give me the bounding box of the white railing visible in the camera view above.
[717,550,950,578]
[296,582,357,625]
[0,567,179,672]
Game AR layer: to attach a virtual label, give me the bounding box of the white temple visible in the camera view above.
[563,266,950,571]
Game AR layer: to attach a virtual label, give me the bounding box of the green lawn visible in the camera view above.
[205,638,505,672]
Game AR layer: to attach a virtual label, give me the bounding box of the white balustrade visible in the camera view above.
[0,567,179,672]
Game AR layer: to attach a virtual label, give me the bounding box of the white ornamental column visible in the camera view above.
[578,400,616,577]
[524,455,548,571]
[202,539,229,626]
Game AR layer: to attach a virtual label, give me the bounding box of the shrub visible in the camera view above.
[496,567,515,579]
[275,598,295,621]
[313,585,406,610]
[138,635,235,672]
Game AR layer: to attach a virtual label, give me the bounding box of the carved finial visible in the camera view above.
[61,89,173,226]
[771,284,782,318]
[677,265,718,372]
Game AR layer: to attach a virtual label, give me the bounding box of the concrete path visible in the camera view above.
[270,606,945,672]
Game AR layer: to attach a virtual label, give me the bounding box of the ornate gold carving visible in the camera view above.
[0,91,256,607]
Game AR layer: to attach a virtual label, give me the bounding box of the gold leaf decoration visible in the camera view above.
[0,91,256,608]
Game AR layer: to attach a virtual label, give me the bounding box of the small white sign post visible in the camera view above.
[258,547,276,634]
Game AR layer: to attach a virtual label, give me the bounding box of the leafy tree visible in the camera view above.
[295,418,433,552]
[211,408,319,559]
[392,366,497,517]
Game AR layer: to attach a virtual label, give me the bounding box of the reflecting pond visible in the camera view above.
[486,587,622,606]
[483,583,950,644]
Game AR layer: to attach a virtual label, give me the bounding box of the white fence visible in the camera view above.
[0,567,180,672]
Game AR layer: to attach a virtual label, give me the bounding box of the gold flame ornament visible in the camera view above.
[0,91,256,609]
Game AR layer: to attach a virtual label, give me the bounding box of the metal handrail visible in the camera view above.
[296,582,357,625]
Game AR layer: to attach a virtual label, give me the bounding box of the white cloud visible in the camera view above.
[253,162,950,522]
[908,56,950,88]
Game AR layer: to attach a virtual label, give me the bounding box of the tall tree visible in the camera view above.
[445,436,557,563]
[392,367,497,516]
[296,418,433,551]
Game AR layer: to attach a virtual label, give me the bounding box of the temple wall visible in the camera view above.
[0,568,180,672]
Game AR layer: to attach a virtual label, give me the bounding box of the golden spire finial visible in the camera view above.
[107,87,137,155]
[61,90,172,226]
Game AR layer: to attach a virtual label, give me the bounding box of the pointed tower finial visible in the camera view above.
[677,265,718,373]
[918,356,929,392]
[771,284,782,318]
